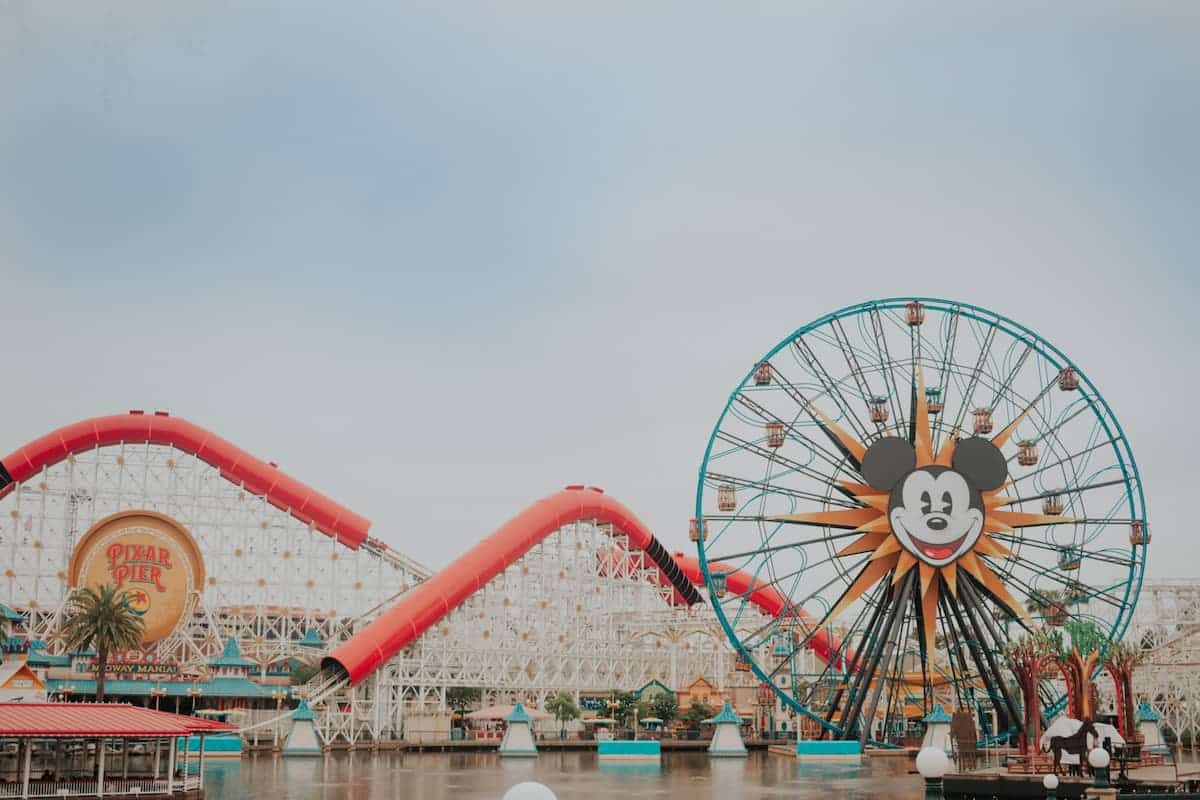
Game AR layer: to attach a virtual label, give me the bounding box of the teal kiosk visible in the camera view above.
[282,700,323,757]
[498,702,539,757]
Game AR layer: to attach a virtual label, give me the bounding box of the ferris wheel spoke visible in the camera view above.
[986,532,1132,569]
[734,556,872,649]
[792,337,873,442]
[937,594,977,710]
[733,391,860,475]
[842,571,915,741]
[765,363,876,470]
[1006,438,1122,488]
[703,472,862,510]
[945,321,999,438]
[703,528,871,565]
[828,317,880,419]
[928,308,961,457]
[1007,477,1129,506]
[809,323,881,377]
[954,576,1023,727]
[819,583,891,729]
[712,432,863,507]
[763,588,872,685]
[828,604,891,730]
[985,554,1126,609]
[867,306,908,436]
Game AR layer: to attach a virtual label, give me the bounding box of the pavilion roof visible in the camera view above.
[46,677,288,700]
[0,703,235,737]
[504,702,534,723]
[703,702,743,725]
[465,703,552,721]
[298,629,325,648]
[291,700,317,721]
[209,638,255,669]
[923,704,953,724]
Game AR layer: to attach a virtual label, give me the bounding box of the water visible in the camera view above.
[202,751,926,799]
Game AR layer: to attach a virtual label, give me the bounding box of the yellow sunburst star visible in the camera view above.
[770,368,1076,657]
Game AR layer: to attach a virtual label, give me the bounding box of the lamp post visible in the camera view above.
[1042,773,1059,800]
[271,689,288,749]
[916,747,950,800]
[186,685,203,716]
[605,697,624,740]
[1088,747,1111,788]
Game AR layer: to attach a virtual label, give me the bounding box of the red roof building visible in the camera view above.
[0,704,235,798]
[0,703,234,737]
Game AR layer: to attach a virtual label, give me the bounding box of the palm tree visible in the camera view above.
[59,583,145,701]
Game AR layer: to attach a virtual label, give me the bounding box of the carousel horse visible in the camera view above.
[1044,718,1098,776]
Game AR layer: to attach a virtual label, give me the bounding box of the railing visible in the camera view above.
[0,777,197,798]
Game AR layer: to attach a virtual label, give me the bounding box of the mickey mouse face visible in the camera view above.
[860,436,1007,567]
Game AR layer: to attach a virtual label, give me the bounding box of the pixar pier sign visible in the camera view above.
[105,542,174,593]
[70,511,206,645]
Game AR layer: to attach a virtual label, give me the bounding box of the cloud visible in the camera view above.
[1,1,1196,594]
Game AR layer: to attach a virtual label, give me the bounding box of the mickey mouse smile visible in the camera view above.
[891,517,978,564]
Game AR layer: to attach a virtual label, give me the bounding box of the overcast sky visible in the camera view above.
[1,2,1197,579]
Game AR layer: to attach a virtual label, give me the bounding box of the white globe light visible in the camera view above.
[1088,747,1111,769]
[915,747,951,779]
[502,782,559,800]
[1043,773,1059,790]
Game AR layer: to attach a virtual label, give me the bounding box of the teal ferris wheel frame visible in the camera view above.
[693,297,1147,743]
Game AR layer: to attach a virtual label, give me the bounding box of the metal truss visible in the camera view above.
[0,442,430,673]
[1096,580,1200,744]
[313,520,791,745]
[0,439,801,748]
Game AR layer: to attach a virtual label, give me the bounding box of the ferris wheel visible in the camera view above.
[693,298,1148,744]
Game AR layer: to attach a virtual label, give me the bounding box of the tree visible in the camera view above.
[1026,589,1070,626]
[681,700,717,725]
[1004,630,1058,754]
[289,663,320,686]
[649,694,679,726]
[1056,619,1105,721]
[446,687,482,717]
[59,583,145,702]
[545,691,580,737]
[1103,641,1145,740]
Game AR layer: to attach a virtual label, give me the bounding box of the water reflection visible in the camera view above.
[204,751,924,799]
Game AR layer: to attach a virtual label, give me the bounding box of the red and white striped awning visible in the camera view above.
[0,703,236,737]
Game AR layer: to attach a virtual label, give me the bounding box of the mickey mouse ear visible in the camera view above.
[952,437,1008,491]
[861,437,916,491]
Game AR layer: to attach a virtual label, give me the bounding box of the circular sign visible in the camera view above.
[69,511,205,645]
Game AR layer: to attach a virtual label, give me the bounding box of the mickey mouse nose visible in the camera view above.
[927,516,948,531]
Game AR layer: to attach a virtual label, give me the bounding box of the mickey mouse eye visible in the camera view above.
[941,491,953,513]
[920,491,932,515]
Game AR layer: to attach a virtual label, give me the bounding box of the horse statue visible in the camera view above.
[1044,718,1098,776]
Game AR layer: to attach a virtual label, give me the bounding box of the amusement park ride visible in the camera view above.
[0,297,1175,752]
[693,298,1148,746]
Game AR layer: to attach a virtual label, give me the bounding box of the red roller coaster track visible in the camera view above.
[0,411,371,549]
[324,486,704,683]
[325,486,848,685]
[1,415,850,686]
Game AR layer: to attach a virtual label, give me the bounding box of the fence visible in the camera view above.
[0,776,201,798]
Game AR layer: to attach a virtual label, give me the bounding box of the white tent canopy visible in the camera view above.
[465,704,553,721]
[1039,718,1124,765]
